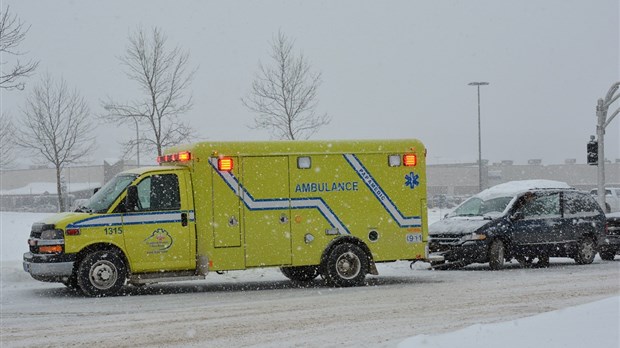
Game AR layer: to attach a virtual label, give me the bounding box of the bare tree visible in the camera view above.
[102,27,196,157]
[242,30,329,140]
[0,5,38,90]
[0,114,15,168]
[17,74,95,212]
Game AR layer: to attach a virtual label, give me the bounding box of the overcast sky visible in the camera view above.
[2,0,619,167]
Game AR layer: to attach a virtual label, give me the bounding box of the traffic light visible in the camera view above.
[587,138,598,165]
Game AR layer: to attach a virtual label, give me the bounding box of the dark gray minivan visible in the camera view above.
[429,180,606,269]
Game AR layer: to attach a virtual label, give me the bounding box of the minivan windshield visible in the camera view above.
[449,196,514,217]
[76,174,137,213]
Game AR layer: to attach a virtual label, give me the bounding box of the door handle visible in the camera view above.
[181,212,188,227]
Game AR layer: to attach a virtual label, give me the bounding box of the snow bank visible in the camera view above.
[0,212,51,262]
[399,296,620,348]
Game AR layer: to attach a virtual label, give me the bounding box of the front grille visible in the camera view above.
[429,235,461,252]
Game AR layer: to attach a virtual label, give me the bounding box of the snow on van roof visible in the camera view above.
[477,180,571,200]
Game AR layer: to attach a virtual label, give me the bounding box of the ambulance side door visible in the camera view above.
[243,156,292,267]
[122,171,194,273]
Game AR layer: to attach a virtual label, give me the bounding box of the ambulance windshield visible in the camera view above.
[78,174,138,213]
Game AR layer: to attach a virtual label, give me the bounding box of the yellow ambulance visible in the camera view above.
[23,139,428,296]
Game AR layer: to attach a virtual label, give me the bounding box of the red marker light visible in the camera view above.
[403,154,417,166]
[218,157,234,171]
[66,228,80,236]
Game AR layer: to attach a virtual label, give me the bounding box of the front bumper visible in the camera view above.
[429,240,489,264]
[23,252,76,281]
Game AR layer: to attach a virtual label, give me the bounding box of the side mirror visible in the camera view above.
[125,185,139,212]
[93,187,100,194]
[511,211,524,221]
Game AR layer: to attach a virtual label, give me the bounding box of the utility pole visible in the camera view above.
[595,82,620,211]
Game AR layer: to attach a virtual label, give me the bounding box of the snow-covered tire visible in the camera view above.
[323,243,368,287]
[280,266,319,282]
[77,250,127,297]
[574,237,596,265]
[488,239,505,270]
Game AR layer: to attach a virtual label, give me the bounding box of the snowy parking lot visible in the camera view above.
[1,212,619,347]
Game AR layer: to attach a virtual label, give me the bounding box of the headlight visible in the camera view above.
[460,233,487,243]
[40,229,64,240]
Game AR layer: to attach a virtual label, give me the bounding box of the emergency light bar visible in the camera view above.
[157,151,192,164]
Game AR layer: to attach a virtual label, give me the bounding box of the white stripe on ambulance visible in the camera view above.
[209,155,421,232]
[344,154,422,227]
[68,211,195,228]
[209,158,350,234]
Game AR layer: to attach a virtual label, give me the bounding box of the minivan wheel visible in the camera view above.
[516,255,534,268]
[537,255,550,268]
[599,248,617,261]
[574,237,596,265]
[488,240,505,270]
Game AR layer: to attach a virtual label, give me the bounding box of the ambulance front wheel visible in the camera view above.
[280,266,319,282]
[77,250,127,297]
[323,243,368,287]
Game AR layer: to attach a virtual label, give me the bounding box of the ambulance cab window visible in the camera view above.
[135,174,181,211]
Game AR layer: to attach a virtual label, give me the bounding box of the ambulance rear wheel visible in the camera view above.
[77,250,127,297]
[280,266,319,282]
[323,243,368,287]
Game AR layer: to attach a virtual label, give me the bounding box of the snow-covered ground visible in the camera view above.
[399,296,619,348]
[1,210,619,347]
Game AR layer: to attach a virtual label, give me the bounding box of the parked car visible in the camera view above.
[429,180,606,269]
[599,212,620,260]
[590,188,620,213]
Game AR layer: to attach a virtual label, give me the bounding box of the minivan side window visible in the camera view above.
[135,174,181,211]
[519,192,560,219]
[564,191,600,218]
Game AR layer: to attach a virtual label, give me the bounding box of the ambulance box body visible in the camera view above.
[23,139,428,296]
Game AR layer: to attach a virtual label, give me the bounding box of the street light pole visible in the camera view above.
[469,81,489,192]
